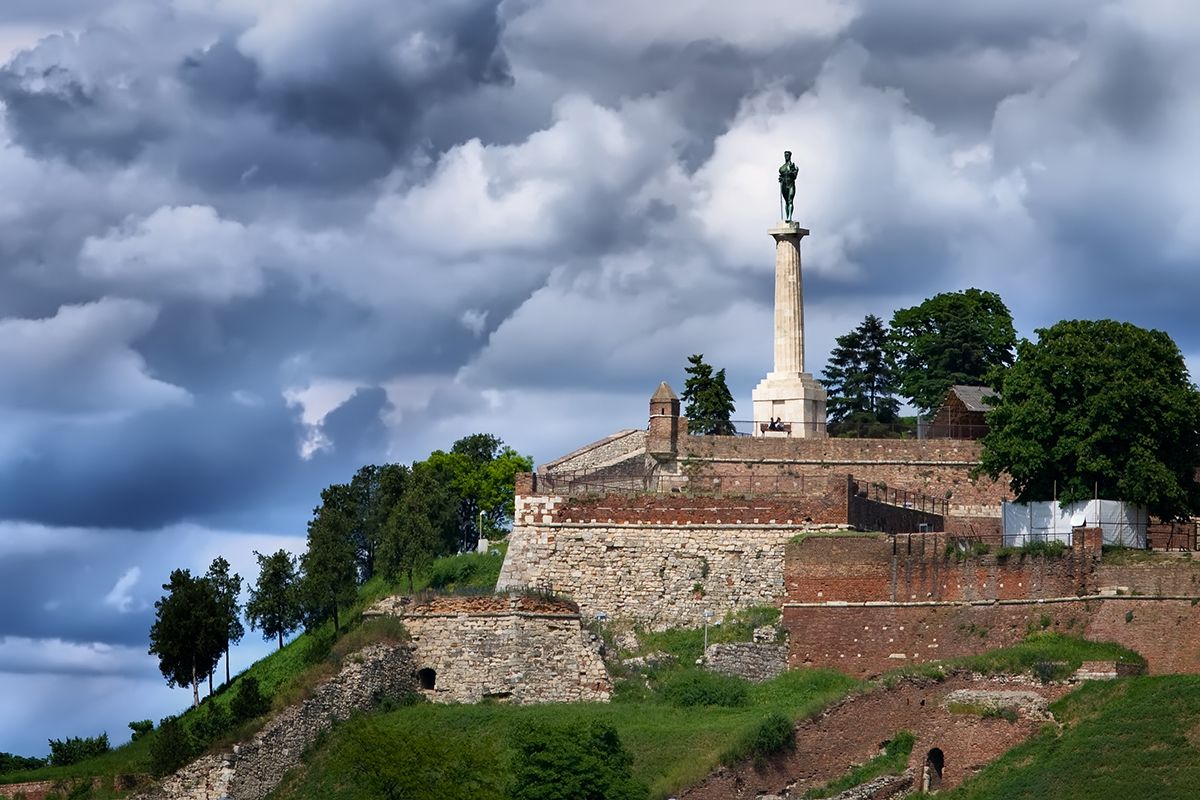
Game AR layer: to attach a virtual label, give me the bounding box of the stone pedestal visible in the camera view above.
[752,221,827,438]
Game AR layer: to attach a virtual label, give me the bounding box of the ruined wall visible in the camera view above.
[368,595,610,704]
[784,598,1200,678]
[678,436,1010,512]
[540,429,646,477]
[132,643,417,800]
[681,673,1070,799]
[498,494,801,628]
[784,532,1099,604]
[1095,558,1200,595]
[704,642,787,683]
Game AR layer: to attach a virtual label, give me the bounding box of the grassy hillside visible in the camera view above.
[923,675,1200,800]
[0,549,504,789]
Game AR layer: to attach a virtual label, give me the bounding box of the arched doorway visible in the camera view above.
[418,668,437,690]
[923,747,945,792]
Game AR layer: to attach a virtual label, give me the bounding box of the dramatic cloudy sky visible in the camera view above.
[3,0,1200,757]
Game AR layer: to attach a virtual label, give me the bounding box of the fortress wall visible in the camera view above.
[784,532,1099,605]
[1095,559,1200,594]
[678,436,1010,511]
[498,495,800,628]
[540,429,647,476]
[784,598,1200,678]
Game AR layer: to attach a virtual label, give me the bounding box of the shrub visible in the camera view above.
[127,719,154,742]
[149,716,195,778]
[511,720,648,800]
[659,670,750,708]
[192,700,232,744]
[231,676,272,723]
[47,733,109,767]
[1033,660,1057,684]
[748,712,794,760]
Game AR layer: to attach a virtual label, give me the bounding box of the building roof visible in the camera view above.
[651,381,678,402]
[947,384,998,413]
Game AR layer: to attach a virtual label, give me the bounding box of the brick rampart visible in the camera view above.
[784,598,1200,678]
[785,532,1099,604]
[678,436,1010,511]
[1096,559,1200,595]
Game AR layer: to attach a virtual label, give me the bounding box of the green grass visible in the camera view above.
[921,676,1200,800]
[0,551,503,789]
[804,730,915,798]
[632,604,782,664]
[267,667,858,800]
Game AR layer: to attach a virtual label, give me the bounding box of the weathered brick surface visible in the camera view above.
[1095,558,1200,595]
[784,598,1200,678]
[785,533,1098,604]
[680,673,1068,799]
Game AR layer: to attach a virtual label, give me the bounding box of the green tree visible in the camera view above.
[299,486,359,630]
[0,752,45,774]
[149,716,194,778]
[890,288,1017,414]
[204,556,244,687]
[821,314,900,430]
[47,733,110,767]
[979,319,1200,519]
[681,354,736,435]
[378,464,454,589]
[345,464,410,581]
[127,720,154,742]
[511,720,647,800]
[148,569,225,707]
[246,549,303,650]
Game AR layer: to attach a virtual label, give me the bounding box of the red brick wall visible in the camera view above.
[784,598,1200,678]
[1095,560,1200,595]
[785,532,1099,604]
[679,436,1011,509]
[943,514,1003,542]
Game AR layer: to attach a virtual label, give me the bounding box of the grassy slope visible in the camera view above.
[268,668,857,800]
[0,550,504,787]
[925,675,1200,800]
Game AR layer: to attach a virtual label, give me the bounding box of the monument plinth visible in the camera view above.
[752,221,827,437]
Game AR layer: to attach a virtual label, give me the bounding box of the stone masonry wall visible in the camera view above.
[368,595,610,704]
[784,598,1200,678]
[132,643,417,800]
[497,493,840,628]
[541,429,647,477]
[704,642,787,683]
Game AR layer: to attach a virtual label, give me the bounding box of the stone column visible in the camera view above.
[771,222,807,374]
[751,221,827,438]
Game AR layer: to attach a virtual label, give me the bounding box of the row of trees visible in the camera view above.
[148,434,531,705]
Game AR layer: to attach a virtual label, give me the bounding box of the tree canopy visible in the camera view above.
[205,556,244,686]
[890,288,1016,414]
[821,314,900,430]
[978,319,1200,519]
[148,569,225,707]
[246,549,303,650]
[299,485,359,630]
[682,354,735,435]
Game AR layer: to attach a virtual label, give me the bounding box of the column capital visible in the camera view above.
[768,222,809,239]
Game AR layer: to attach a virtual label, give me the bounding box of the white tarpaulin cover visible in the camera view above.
[1002,500,1147,548]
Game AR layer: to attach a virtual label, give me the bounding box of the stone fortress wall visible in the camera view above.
[366,594,610,703]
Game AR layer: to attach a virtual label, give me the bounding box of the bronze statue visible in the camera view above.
[778,150,798,222]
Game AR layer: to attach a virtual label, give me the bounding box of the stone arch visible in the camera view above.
[923,747,945,792]
[418,667,437,690]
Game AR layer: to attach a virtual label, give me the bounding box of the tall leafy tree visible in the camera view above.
[148,569,225,707]
[821,314,900,428]
[379,464,455,589]
[246,549,303,650]
[299,485,359,630]
[890,288,1017,414]
[420,436,533,552]
[979,319,1200,519]
[681,354,736,435]
[205,557,244,687]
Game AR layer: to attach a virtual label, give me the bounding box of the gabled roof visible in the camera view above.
[947,384,998,413]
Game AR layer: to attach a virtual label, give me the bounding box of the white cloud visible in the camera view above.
[103,567,141,613]
[80,205,264,302]
[283,379,363,459]
[0,299,190,416]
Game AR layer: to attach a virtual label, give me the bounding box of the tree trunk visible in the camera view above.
[225,643,231,685]
[278,629,284,651]
[192,661,199,708]
[208,669,213,696]
[333,604,340,631]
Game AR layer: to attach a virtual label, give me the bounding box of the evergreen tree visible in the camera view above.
[821,314,900,432]
[681,354,736,435]
[378,464,453,590]
[299,486,359,630]
[246,549,303,650]
[205,556,244,687]
[890,288,1016,414]
[148,569,225,707]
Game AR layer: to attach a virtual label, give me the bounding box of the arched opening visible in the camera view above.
[923,747,945,792]
[418,668,437,690]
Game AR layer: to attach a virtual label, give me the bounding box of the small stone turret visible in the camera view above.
[648,381,685,458]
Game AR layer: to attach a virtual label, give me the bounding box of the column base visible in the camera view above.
[752,372,828,438]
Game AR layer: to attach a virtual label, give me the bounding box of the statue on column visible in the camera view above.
[778,150,798,222]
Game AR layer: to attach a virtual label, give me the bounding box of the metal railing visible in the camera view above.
[851,481,949,517]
